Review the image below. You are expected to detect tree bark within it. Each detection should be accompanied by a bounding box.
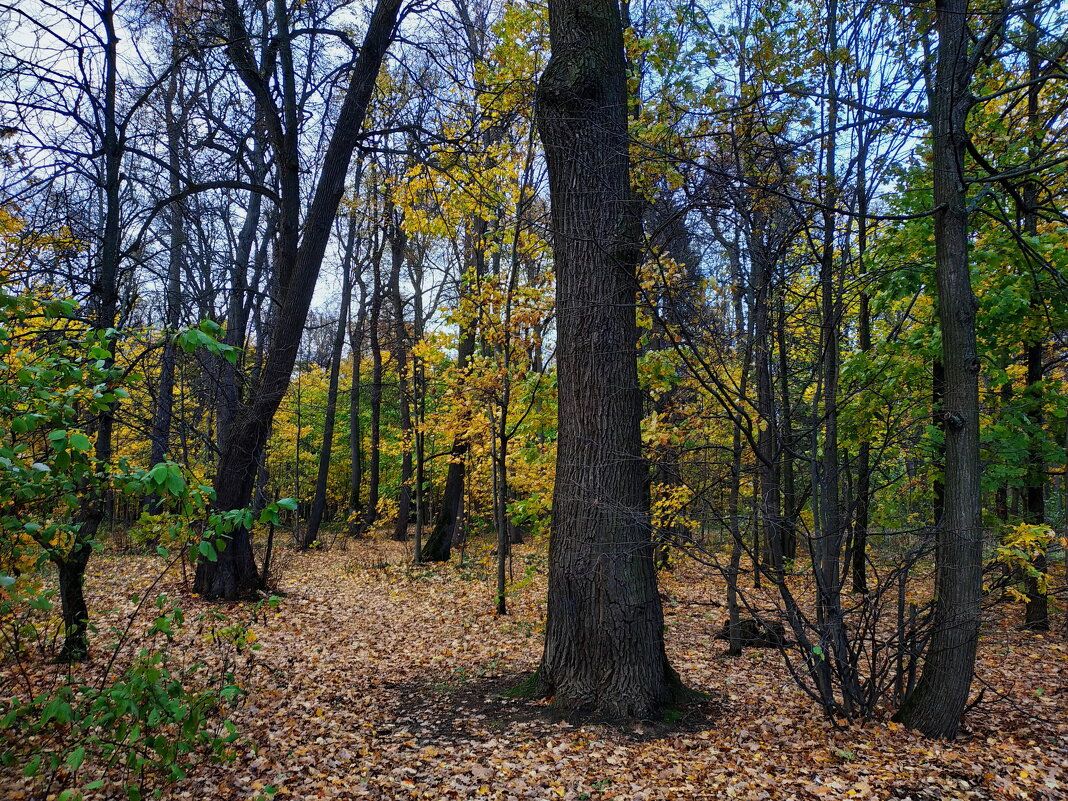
[895,0,982,737]
[304,218,356,548]
[195,0,403,598]
[1021,14,1047,631]
[389,206,413,542]
[348,269,368,522]
[61,0,121,660]
[148,62,186,514]
[531,0,680,719]
[359,252,384,537]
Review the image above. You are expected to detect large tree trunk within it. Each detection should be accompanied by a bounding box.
[57,541,92,662]
[195,0,403,599]
[895,0,981,737]
[531,0,679,720]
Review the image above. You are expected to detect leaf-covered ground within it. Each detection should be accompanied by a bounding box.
[6,539,1067,800]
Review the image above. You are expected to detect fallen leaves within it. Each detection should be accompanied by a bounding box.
[3,540,1065,801]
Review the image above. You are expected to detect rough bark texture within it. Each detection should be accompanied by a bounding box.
[195,0,402,599]
[895,0,982,737]
[532,0,678,720]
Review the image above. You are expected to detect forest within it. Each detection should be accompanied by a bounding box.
[0,0,1066,798]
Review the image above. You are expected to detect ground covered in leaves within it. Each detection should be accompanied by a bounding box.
[4,538,1067,800]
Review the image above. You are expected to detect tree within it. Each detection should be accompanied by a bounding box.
[894,0,983,738]
[530,0,682,719]
[194,0,404,599]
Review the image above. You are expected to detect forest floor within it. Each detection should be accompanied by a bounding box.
[3,536,1067,801]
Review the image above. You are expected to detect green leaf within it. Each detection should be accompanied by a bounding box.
[68,432,92,452]
[166,471,185,496]
[150,463,170,487]
[67,746,86,771]
[198,541,217,562]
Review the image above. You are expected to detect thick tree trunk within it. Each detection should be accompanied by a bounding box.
[196,0,402,598]
[531,0,679,720]
[895,0,982,737]
[57,541,92,662]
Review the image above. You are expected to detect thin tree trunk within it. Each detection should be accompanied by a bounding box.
[420,219,483,562]
[753,239,781,577]
[852,100,873,594]
[348,271,368,523]
[389,206,413,542]
[360,256,384,537]
[304,218,356,548]
[1021,13,1047,631]
[777,289,796,562]
[61,0,121,660]
[148,65,185,513]
[815,0,861,714]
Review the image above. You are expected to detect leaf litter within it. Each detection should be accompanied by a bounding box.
[2,538,1065,801]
